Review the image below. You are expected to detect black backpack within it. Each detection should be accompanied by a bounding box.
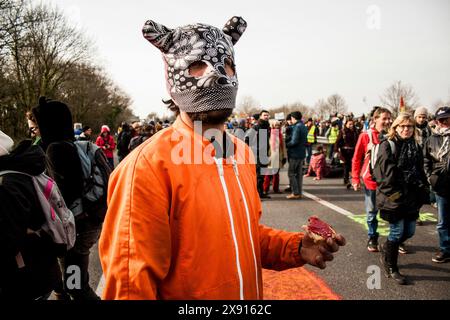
[70,141,112,223]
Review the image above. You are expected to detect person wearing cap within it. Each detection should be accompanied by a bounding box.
[78,126,92,142]
[413,107,433,226]
[424,106,450,263]
[98,17,346,300]
[96,125,116,169]
[414,107,432,149]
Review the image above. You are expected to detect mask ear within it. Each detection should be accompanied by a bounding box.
[223,16,247,45]
[142,20,174,53]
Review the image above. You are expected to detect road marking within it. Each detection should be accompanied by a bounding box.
[96,274,105,297]
[302,191,355,217]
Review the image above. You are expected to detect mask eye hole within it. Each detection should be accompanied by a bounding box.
[188,60,208,77]
[224,58,235,77]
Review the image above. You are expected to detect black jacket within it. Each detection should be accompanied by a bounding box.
[245,120,271,166]
[0,140,61,299]
[373,138,428,223]
[423,131,450,198]
[32,98,83,206]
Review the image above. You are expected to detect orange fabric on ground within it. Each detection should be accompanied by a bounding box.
[262,268,341,300]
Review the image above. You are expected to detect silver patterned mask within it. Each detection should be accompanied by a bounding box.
[142,17,247,113]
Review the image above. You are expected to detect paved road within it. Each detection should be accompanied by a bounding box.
[86,169,450,300]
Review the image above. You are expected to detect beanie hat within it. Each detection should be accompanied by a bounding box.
[142,17,247,113]
[414,106,428,118]
[0,130,14,156]
[101,125,110,133]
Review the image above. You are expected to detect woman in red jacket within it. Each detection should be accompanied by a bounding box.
[96,125,116,169]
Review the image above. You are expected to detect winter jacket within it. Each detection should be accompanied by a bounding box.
[32,98,84,207]
[373,137,428,223]
[245,120,271,167]
[96,134,116,159]
[99,117,305,300]
[416,122,432,149]
[117,130,133,158]
[423,131,450,198]
[307,153,328,178]
[268,129,287,171]
[336,127,359,157]
[351,128,381,190]
[286,122,307,160]
[0,141,61,299]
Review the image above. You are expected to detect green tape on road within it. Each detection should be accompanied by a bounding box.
[348,212,437,236]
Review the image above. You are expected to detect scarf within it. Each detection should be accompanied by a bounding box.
[437,127,450,162]
[396,135,421,186]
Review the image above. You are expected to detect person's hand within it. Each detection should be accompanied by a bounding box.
[282,158,287,166]
[352,183,360,191]
[300,232,346,269]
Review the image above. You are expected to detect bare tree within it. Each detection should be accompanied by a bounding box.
[431,99,450,113]
[0,1,135,140]
[237,95,259,115]
[327,94,348,115]
[380,80,420,116]
[312,99,332,120]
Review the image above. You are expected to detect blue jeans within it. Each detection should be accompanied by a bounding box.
[388,219,416,243]
[364,188,379,238]
[435,194,450,254]
[306,145,313,164]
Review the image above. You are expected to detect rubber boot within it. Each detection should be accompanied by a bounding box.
[380,240,407,285]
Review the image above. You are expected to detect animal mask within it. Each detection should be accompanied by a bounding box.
[143,17,247,113]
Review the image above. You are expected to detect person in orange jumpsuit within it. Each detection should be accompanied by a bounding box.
[99,17,346,300]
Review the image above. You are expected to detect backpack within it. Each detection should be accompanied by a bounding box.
[71,140,112,223]
[369,135,396,172]
[0,170,76,253]
[361,129,393,180]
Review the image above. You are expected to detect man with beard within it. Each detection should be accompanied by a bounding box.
[245,110,271,199]
[98,17,346,300]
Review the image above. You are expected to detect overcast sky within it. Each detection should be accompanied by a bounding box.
[36,0,450,119]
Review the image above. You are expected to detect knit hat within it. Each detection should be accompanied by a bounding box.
[0,130,14,156]
[414,106,428,118]
[142,17,247,113]
[101,125,110,133]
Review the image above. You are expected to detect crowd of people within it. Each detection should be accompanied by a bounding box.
[0,15,448,300]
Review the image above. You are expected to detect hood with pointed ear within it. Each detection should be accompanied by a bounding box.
[142,17,247,113]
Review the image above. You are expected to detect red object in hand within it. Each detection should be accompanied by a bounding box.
[302,216,337,242]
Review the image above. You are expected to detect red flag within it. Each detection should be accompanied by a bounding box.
[400,96,405,112]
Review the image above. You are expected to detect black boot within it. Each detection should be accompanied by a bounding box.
[64,251,100,300]
[380,240,407,285]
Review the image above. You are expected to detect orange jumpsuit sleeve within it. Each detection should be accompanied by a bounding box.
[99,152,171,300]
[256,198,306,271]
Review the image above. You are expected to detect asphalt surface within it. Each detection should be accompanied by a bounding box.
[85,169,450,300]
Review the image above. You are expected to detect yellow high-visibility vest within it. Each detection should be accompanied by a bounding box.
[307,126,316,143]
[328,127,339,144]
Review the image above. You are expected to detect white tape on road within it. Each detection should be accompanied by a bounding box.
[303,191,355,217]
[96,274,105,297]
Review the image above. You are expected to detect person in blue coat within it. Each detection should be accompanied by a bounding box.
[286,111,308,199]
